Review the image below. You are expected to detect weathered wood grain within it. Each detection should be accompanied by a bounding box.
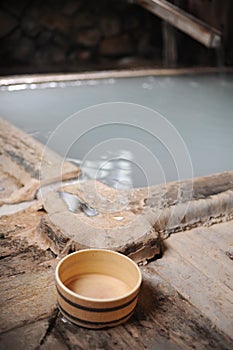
[0,267,57,333]
[41,181,160,263]
[146,221,233,340]
[0,202,233,349]
[0,319,49,350]
[1,255,232,349]
[2,67,233,87]
[0,201,52,259]
[0,117,80,205]
[0,205,57,333]
[1,117,233,350]
[41,171,233,263]
[39,326,69,350]
[50,270,233,350]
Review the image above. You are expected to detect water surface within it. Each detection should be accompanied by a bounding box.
[0,73,232,187]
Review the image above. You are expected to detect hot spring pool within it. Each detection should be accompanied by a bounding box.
[0,72,232,188]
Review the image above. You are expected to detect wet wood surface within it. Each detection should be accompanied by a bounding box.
[0,117,79,205]
[2,67,233,87]
[0,119,233,349]
[42,170,233,263]
[0,203,233,349]
[145,222,233,340]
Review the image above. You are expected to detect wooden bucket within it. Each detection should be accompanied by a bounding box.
[55,249,142,329]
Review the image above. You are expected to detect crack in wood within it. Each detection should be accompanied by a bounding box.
[225,251,233,261]
[1,118,233,349]
[39,309,60,347]
[5,149,40,179]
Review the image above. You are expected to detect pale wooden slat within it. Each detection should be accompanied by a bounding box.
[136,0,221,47]
[209,222,233,250]
[146,222,233,339]
[0,117,80,205]
[2,67,233,87]
[167,227,233,290]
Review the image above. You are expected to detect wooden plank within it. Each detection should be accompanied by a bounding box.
[162,21,178,67]
[0,269,57,333]
[169,226,233,290]
[41,181,161,263]
[0,319,49,350]
[0,241,232,349]
[0,201,48,259]
[146,221,233,339]
[40,327,69,350]
[0,201,232,348]
[0,311,67,350]
[0,117,79,205]
[0,205,57,333]
[1,67,233,87]
[41,172,233,263]
[136,0,221,47]
[53,270,233,350]
[208,222,233,251]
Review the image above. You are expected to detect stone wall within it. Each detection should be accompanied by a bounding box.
[0,0,163,75]
[0,0,232,75]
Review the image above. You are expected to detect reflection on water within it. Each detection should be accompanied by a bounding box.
[0,78,116,92]
[67,150,137,212]
[69,150,135,190]
[66,146,152,214]
[1,73,233,187]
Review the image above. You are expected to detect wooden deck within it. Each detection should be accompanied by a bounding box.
[0,212,232,349]
[0,118,233,349]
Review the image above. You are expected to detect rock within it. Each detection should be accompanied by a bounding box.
[99,34,134,56]
[68,48,92,61]
[36,30,52,46]
[21,15,42,37]
[34,44,66,64]
[34,49,49,65]
[75,28,101,48]
[10,37,35,61]
[0,29,21,62]
[0,0,30,17]
[62,0,81,16]
[100,15,121,37]
[116,56,148,68]
[41,14,71,34]
[73,13,96,29]
[123,12,141,31]
[22,1,41,21]
[50,45,66,64]
[0,10,18,38]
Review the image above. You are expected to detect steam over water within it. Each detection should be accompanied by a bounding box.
[1,73,233,187]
